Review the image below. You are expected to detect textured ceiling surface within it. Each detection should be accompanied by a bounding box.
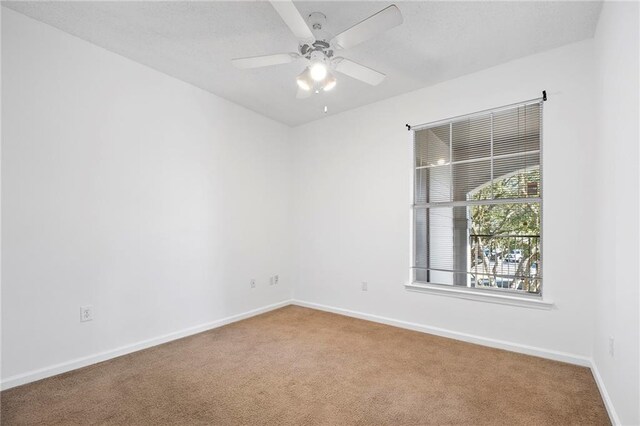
[4,1,602,126]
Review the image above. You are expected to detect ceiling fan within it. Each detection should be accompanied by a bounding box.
[232,1,403,99]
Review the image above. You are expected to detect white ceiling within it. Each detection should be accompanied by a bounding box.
[4,1,602,126]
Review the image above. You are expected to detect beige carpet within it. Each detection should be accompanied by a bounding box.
[1,306,609,425]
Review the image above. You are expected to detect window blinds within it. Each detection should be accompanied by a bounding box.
[412,100,543,294]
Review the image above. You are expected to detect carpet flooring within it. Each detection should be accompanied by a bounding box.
[1,306,609,425]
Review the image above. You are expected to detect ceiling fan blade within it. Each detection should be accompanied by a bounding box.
[269,0,314,40]
[296,88,312,99]
[232,53,298,69]
[334,58,386,86]
[331,5,403,50]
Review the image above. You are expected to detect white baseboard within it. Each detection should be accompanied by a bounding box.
[0,299,292,391]
[590,360,621,425]
[292,299,592,367]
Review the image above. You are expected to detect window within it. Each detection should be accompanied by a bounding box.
[412,100,542,297]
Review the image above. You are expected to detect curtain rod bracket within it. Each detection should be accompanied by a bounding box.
[406,124,411,131]
[542,90,547,101]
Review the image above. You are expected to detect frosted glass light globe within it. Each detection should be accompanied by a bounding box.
[323,73,337,91]
[296,68,313,91]
[310,62,328,81]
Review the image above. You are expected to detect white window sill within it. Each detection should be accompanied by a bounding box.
[405,283,554,310]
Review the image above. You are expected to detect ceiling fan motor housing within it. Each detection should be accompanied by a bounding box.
[299,12,334,61]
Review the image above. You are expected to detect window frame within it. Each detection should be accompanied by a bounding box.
[407,98,551,308]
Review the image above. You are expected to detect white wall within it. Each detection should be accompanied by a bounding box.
[292,40,598,360]
[593,2,640,425]
[1,8,293,383]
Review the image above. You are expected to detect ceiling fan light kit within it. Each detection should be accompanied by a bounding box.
[297,67,336,92]
[232,1,403,99]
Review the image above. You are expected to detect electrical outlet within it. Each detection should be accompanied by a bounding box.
[80,305,93,322]
[250,279,256,289]
[362,282,368,291]
[274,275,279,285]
[609,336,615,357]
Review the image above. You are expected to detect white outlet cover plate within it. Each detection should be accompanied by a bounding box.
[80,305,93,322]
